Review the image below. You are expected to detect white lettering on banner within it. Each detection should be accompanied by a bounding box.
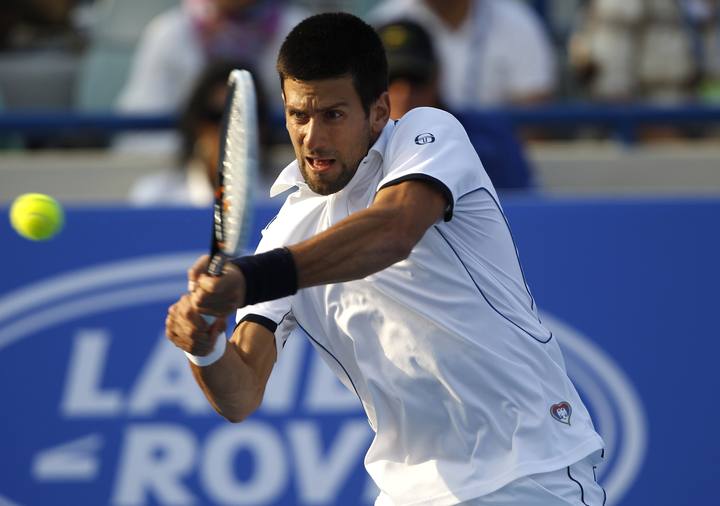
[61,328,365,419]
[108,421,371,505]
[33,434,103,481]
[61,330,211,417]
[128,333,211,416]
[288,421,372,503]
[112,424,197,505]
[61,329,123,417]
[201,423,287,505]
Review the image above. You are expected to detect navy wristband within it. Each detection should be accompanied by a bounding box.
[231,248,298,305]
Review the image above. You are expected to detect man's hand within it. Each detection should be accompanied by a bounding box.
[165,254,247,357]
[165,294,227,356]
[187,255,247,316]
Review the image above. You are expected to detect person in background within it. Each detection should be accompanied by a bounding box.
[377,19,535,190]
[128,60,270,206]
[568,0,697,103]
[681,0,720,103]
[369,0,557,109]
[115,0,307,154]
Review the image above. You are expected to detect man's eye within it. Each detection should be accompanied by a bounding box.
[325,110,343,120]
[290,111,308,121]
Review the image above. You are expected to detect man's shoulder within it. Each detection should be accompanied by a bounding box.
[396,107,461,126]
[388,108,466,147]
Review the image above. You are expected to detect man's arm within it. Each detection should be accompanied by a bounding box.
[191,178,448,312]
[291,178,447,287]
[166,297,277,422]
[166,179,446,419]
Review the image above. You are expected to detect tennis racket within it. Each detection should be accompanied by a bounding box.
[202,69,259,323]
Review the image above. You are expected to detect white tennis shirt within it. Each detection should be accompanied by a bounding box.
[237,107,604,505]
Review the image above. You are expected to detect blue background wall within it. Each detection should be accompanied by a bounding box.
[1,197,718,505]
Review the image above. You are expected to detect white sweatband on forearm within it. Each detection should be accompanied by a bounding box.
[184,333,227,367]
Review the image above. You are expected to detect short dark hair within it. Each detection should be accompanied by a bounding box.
[276,12,388,114]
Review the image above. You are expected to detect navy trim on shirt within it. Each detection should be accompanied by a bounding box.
[378,173,454,221]
[237,313,278,333]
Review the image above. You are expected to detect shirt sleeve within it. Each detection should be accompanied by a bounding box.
[234,212,297,356]
[377,107,491,221]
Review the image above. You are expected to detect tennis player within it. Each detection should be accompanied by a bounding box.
[166,12,606,505]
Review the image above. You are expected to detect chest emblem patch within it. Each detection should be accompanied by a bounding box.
[550,401,572,425]
[415,132,435,145]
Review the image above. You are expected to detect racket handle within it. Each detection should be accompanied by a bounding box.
[200,252,228,325]
[207,252,228,276]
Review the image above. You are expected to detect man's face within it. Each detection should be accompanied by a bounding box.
[283,76,389,195]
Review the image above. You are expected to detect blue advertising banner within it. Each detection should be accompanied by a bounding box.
[1,197,718,506]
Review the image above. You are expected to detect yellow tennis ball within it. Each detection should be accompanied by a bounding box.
[10,193,64,241]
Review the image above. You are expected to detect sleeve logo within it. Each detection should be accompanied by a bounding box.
[550,401,572,425]
[414,133,435,145]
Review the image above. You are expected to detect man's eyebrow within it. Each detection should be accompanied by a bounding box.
[286,101,350,113]
[319,101,350,111]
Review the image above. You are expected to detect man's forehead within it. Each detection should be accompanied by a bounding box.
[283,76,359,108]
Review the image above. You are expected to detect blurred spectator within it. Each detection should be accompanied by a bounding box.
[0,0,86,52]
[377,20,534,190]
[128,60,271,206]
[0,0,88,148]
[681,0,720,103]
[116,0,307,154]
[568,0,698,103]
[378,20,441,119]
[369,0,557,109]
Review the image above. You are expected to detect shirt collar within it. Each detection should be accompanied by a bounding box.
[269,120,395,198]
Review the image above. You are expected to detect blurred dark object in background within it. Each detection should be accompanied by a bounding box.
[0,0,86,52]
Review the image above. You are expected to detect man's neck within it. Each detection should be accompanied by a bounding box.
[424,0,472,30]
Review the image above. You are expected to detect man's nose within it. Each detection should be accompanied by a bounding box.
[303,118,328,152]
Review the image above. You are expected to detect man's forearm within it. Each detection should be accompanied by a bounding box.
[289,204,414,288]
[289,181,446,288]
[189,343,263,422]
[189,325,276,422]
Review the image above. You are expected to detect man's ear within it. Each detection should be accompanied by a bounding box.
[371,92,391,135]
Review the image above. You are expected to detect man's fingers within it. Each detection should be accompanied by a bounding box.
[196,265,245,308]
[190,287,226,316]
[188,255,211,292]
[191,271,242,315]
[165,295,217,355]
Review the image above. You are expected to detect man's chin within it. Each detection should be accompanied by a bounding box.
[307,177,341,196]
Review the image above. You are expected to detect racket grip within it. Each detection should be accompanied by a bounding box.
[207,252,228,276]
[200,252,227,325]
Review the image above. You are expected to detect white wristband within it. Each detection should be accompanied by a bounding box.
[184,333,227,367]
